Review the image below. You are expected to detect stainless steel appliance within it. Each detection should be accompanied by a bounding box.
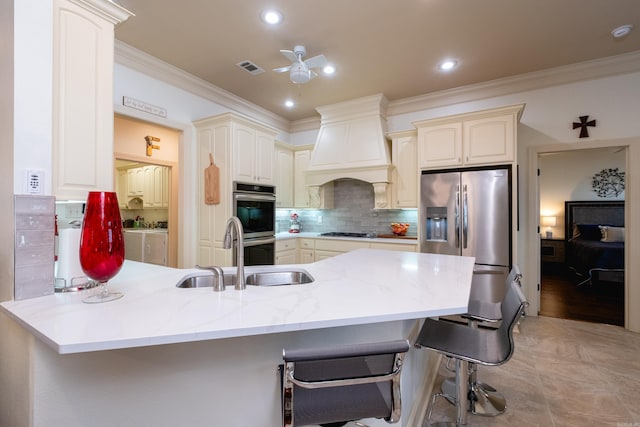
[232,182,276,265]
[420,166,512,299]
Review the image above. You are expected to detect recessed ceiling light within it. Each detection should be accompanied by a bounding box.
[284,100,295,108]
[323,65,335,75]
[439,59,458,71]
[611,24,632,38]
[261,9,282,25]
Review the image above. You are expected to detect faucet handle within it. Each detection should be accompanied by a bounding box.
[196,265,226,292]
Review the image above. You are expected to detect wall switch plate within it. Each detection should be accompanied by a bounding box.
[317,215,323,224]
[26,170,45,194]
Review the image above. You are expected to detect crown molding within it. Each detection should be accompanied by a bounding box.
[114,41,290,132]
[387,50,640,117]
[116,41,640,134]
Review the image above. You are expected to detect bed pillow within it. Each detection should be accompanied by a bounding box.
[599,225,625,242]
[572,224,604,241]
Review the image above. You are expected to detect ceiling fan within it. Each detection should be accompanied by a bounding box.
[273,45,327,84]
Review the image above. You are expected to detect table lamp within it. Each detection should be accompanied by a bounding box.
[542,216,557,239]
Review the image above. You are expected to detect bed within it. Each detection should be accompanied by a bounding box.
[564,201,625,286]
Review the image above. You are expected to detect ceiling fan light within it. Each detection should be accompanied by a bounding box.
[323,65,335,75]
[290,68,311,84]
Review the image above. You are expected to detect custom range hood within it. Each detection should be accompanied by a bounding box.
[306,94,393,208]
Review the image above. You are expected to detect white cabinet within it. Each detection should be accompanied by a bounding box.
[52,0,132,200]
[116,169,128,208]
[143,165,165,208]
[194,113,279,267]
[232,122,276,184]
[275,145,294,208]
[389,130,418,208]
[294,150,311,208]
[299,239,315,264]
[414,104,524,169]
[127,168,144,197]
[144,232,167,266]
[275,239,297,265]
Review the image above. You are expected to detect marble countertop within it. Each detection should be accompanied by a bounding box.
[276,232,418,245]
[0,249,474,354]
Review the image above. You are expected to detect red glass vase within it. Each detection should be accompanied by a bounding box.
[79,191,125,303]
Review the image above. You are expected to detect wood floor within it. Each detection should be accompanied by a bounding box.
[539,263,624,326]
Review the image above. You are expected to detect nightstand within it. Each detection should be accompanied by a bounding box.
[541,238,565,275]
[541,238,565,263]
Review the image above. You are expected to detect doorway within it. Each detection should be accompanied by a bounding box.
[114,114,180,267]
[537,146,626,326]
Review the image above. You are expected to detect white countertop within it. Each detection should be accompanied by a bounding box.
[276,231,418,245]
[0,249,474,354]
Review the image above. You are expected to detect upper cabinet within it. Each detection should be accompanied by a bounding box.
[414,104,524,170]
[232,121,277,185]
[275,144,294,208]
[294,149,311,208]
[52,0,133,200]
[388,130,418,208]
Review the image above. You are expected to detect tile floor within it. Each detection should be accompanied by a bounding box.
[425,315,640,427]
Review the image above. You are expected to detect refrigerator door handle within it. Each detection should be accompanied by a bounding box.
[455,185,460,249]
[463,184,469,249]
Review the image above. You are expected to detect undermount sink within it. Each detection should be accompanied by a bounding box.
[176,268,314,288]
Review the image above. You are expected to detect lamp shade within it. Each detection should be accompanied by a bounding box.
[541,216,557,227]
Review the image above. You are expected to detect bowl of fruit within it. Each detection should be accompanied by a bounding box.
[390,223,410,236]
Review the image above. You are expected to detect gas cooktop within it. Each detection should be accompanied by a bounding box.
[319,232,370,238]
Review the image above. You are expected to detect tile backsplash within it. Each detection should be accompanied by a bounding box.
[277,179,418,236]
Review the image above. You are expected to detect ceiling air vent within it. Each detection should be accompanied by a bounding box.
[236,60,265,75]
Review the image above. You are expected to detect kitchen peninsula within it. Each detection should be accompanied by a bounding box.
[0,249,474,426]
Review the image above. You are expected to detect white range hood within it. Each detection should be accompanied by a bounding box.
[306,94,393,208]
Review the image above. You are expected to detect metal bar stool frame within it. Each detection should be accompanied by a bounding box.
[415,278,528,427]
[281,339,410,427]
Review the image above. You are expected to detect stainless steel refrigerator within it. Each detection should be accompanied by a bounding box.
[420,166,512,304]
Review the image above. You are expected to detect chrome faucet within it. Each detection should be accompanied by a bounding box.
[223,216,245,290]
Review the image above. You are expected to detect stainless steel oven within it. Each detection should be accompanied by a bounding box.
[232,182,276,265]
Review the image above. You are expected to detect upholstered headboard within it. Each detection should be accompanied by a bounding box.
[564,201,625,240]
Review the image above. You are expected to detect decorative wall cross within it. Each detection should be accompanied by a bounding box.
[572,115,596,138]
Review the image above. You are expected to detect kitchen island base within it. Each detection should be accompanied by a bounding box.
[1,315,439,427]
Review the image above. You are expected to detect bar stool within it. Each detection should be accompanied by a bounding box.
[441,265,522,416]
[415,278,528,427]
[281,339,410,427]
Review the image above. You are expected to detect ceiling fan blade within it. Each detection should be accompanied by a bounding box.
[273,65,292,73]
[304,54,327,69]
[279,49,298,63]
[308,69,319,80]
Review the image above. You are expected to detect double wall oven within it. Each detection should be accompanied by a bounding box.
[232,182,276,266]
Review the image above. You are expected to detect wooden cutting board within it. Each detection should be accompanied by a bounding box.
[204,153,220,205]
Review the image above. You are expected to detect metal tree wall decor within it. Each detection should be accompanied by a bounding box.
[572,115,596,138]
[592,168,625,198]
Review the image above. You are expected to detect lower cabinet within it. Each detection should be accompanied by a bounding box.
[275,239,297,265]
[276,237,417,264]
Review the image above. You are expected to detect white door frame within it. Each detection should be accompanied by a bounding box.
[526,138,639,332]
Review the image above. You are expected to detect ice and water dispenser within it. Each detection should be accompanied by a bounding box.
[425,207,448,241]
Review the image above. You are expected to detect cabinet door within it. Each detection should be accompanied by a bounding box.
[255,130,275,184]
[417,122,463,169]
[52,0,130,200]
[392,135,417,208]
[162,166,169,208]
[143,166,154,207]
[299,249,315,264]
[294,150,311,208]
[463,114,515,165]
[116,169,128,208]
[232,123,257,183]
[144,233,167,266]
[275,147,294,207]
[127,168,144,197]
